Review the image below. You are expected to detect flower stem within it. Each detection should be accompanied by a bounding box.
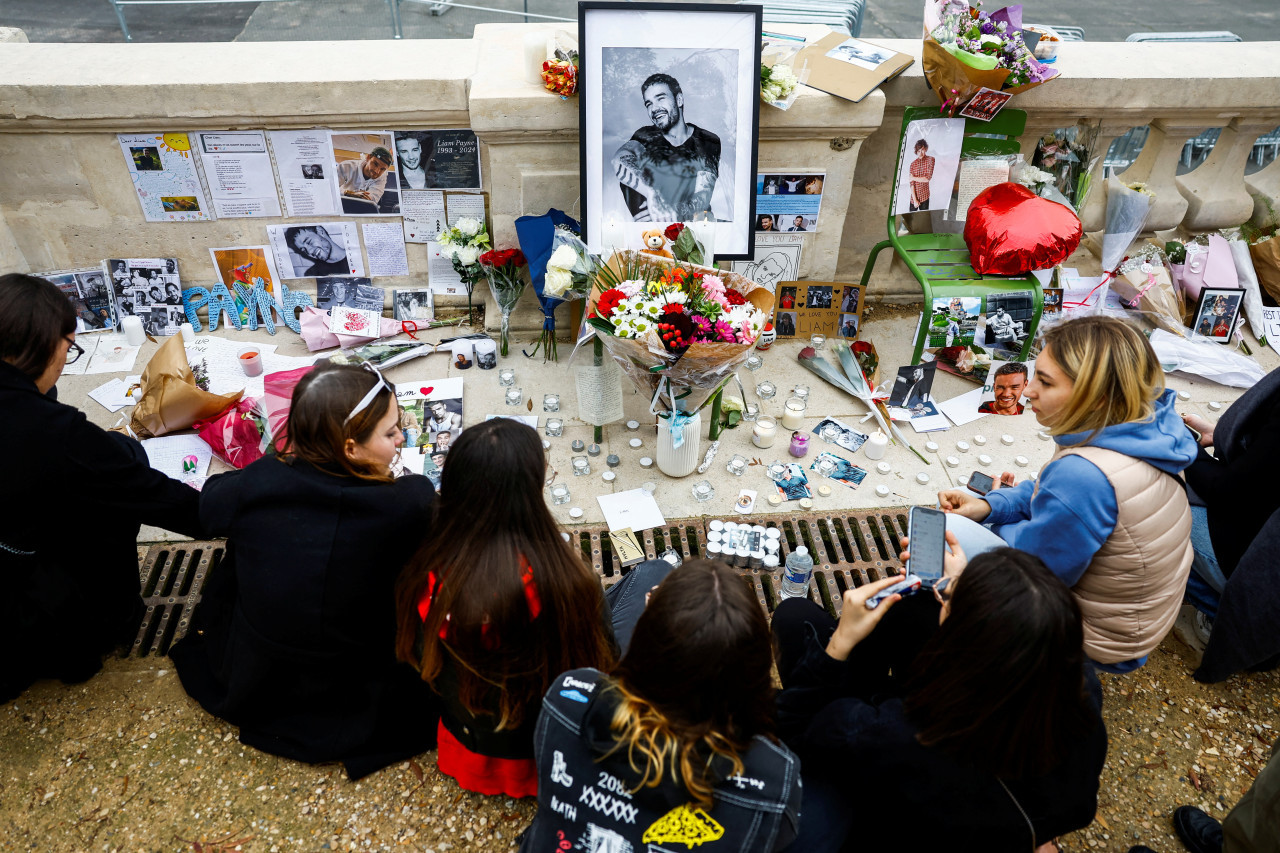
[593,337,604,444]
[707,389,724,441]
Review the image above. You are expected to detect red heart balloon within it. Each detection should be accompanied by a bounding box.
[419,386,433,395]
[964,183,1082,276]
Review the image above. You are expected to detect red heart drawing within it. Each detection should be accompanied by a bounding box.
[419,386,434,396]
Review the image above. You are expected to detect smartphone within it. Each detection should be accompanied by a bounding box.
[967,470,995,496]
[865,574,922,610]
[1185,422,1202,443]
[907,506,947,583]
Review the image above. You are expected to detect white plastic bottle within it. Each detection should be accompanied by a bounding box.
[780,546,814,599]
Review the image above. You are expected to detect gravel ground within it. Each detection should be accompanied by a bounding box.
[2,625,1276,852]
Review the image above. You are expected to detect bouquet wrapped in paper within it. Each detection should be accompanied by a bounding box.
[298,306,405,351]
[923,0,1059,113]
[131,334,243,439]
[1114,246,1185,337]
[194,396,269,469]
[586,251,773,414]
[480,247,528,357]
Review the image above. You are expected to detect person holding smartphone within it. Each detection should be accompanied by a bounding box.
[772,546,1106,852]
[928,316,1197,674]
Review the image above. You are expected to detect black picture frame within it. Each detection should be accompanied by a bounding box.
[1192,286,1245,343]
[578,1,762,261]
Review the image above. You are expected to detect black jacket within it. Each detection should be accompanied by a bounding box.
[776,596,1107,852]
[0,361,202,703]
[1188,366,1280,681]
[520,668,801,853]
[170,456,439,778]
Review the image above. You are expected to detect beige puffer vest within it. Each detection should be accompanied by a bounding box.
[1040,445,1192,665]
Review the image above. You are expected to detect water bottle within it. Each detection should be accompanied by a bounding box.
[780,546,814,599]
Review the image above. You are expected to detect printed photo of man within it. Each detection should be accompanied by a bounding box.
[285,225,350,277]
[786,215,808,232]
[978,362,1029,415]
[337,147,393,205]
[611,73,720,223]
[396,134,428,190]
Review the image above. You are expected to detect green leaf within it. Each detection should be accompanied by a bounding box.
[587,317,616,334]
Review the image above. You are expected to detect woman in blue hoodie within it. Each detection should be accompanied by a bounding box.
[936,316,1198,672]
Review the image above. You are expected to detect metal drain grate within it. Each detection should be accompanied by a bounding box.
[129,541,224,657]
[130,509,910,656]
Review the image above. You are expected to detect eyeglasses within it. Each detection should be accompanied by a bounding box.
[933,576,954,606]
[345,362,395,425]
[65,338,85,365]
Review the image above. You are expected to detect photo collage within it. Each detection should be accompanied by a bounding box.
[395,378,464,490]
[924,290,1037,385]
[104,257,187,337]
[774,281,866,341]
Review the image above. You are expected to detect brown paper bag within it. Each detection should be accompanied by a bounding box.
[130,334,242,439]
[1248,235,1280,305]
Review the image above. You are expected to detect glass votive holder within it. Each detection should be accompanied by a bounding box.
[755,380,777,399]
[550,484,571,505]
[815,456,837,478]
[766,460,788,481]
[545,417,564,437]
[810,334,827,351]
[743,402,760,422]
[505,387,523,407]
[498,368,516,387]
[820,423,840,444]
[542,393,560,413]
[792,384,810,402]
[692,480,715,502]
[572,456,591,476]
[745,354,764,371]
[726,454,748,476]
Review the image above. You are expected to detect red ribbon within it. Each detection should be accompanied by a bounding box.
[401,320,421,340]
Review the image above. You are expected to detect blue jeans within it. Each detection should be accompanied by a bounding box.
[1186,506,1224,620]
[943,513,1008,560]
[604,559,675,656]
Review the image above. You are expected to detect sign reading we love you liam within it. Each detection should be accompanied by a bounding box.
[182,280,313,335]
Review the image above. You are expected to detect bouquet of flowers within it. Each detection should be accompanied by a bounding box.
[760,35,807,111]
[542,48,579,98]
[438,216,491,324]
[515,208,596,362]
[480,247,528,357]
[922,0,1058,113]
[586,251,773,421]
[1031,124,1099,210]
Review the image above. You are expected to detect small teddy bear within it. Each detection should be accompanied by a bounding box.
[640,228,673,259]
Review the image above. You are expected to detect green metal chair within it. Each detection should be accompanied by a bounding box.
[858,105,1043,364]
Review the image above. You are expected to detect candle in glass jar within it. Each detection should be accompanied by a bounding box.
[752,416,777,448]
[781,396,806,430]
[789,431,809,458]
[864,430,888,460]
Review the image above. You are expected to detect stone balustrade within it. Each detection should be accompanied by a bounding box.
[1,26,1278,319]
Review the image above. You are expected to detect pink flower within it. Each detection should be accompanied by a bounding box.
[701,275,727,306]
[713,319,735,342]
[617,279,643,298]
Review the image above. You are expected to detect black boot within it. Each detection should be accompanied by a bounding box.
[1173,805,1224,853]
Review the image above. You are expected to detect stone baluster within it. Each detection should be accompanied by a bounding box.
[1076,121,1141,234]
[1178,118,1280,231]
[1245,132,1280,228]
[1108,118,1203,232]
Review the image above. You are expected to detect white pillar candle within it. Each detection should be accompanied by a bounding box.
[864,430,888,460]
[121,315,145,346]
[179,322,195,343]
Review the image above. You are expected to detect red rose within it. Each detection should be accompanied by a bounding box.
[664,223,685,242]
[725,290,747,306]
[596,288,626,319]
[510,249,528,267]
[479,250,497,266]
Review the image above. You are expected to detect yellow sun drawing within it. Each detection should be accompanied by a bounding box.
[159,133,192,158]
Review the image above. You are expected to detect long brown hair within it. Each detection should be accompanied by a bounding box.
[395,418,614,729]
[902,548,1098,779]
[0,273,76,381]
[279,363,396,482]
[608,560,776,807]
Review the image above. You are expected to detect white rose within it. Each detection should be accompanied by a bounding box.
[455,217,482,238]
[455,245,480,266]
[548,245,578,270]
[544,268,573,297]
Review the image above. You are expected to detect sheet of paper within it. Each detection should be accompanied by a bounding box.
[117,132,213,222]
[427,241,468,296]
[268,129,339,217]
[85,335,141,374]
[755,172,825,233]
[938,387,989,427]
[329,306,381,335]
[1262,306,1280,357]
[266,222,364,279]
[88,375,143,412]
[185,335,281,398]
[402,190,446,243]
[446,192,486,225]
[194,131,281,218]
[731,235,803,293]
[909,413,952,433]
[597,488,666,533]
[953,159,1012,222]
[62,334,98,376]
[141,433,212,487]
[362,221,410,277]
[575,361,625,426]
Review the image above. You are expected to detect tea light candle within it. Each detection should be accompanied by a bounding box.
[642,481,657,492]
[238,347,263,377]
[1177,390,1191,401]
[543,394,560,412]
[1038,430,1052,441]
[973,435,987,446]
[956,441,970,453]
[767,495,783,507]
[817,485,832,497]
[820,424,840,444]
[505,388,523,406]
[766,461,788,481]
[602,471,617,483]
[925,441,940,453]
[945,456,959,468]
[752,416,778,448]
[1000,434,1014,446]
[875,485,890,497]
[709,520,724,533]
[626,420,640,430]
[798,498,814,510]
[875,461,892,475]
[542,440,551,451]
[568,507,583,519]
[571,439,585,452]
[815,457,836,478]
[572,456,590,476]
[745,355,763,371]
[628,438,643,449]
[498,368,516,387]
[792,385,810,402]
[810,334,827,351]
[1209,401,1223,412]
[781,397,806,430]
[550,484,570,505]
[1028,471,1039,481]
[692,481,715,502]
[726,455,748,476]
[545,418,563,437]
[755,380,777,399]
[743,403,760,422]
[978,454,993,466]
[587,443,601,457]
[1015,455,1029,467]
[864,431,888,461]
[915,472,930,484]
[639,456,654,469]
[606,454,621,468]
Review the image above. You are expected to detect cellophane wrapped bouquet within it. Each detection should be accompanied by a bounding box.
[586,251,773,414]
[438,217,491,324]
[923,0,1059,113]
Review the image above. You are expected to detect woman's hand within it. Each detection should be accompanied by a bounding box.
[898,531,968,583]
[824,576,906,662]
[996,472,1017,489]
[937,489,992,521]
[1182,412,1215,448]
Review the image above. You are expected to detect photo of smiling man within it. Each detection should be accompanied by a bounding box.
[267,222,365,279]
[977,361,1032,416]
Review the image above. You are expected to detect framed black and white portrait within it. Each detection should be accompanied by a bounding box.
[579,2,762,260]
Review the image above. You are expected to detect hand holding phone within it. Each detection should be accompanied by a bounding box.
[967,470,995,496]
[906,506,947,581]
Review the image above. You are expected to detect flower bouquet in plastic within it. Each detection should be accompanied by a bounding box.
[480,248,528,357]
[515,208,596,362]
[923,0,1059,114]
[437,216,491,324]
[586,251,773,446]
[1114,245,1186,338]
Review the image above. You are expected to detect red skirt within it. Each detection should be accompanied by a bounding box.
[435,720,538,798]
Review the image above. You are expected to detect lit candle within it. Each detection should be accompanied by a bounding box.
[864,430,888,460]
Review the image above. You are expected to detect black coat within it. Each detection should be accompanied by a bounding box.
[775,595,1108,852]
[0,361,202,704]
[170,456,439,779]
[1188,366,1280,681]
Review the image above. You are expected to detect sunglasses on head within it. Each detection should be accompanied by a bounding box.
[345,362,395,425]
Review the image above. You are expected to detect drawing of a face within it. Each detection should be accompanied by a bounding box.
[753,256,785,287]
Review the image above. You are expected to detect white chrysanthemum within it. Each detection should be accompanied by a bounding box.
[455,217,482,238]
[544,268,573,297]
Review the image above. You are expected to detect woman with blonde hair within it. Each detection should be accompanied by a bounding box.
[519,560,801,852]
[936,315,1198,672]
